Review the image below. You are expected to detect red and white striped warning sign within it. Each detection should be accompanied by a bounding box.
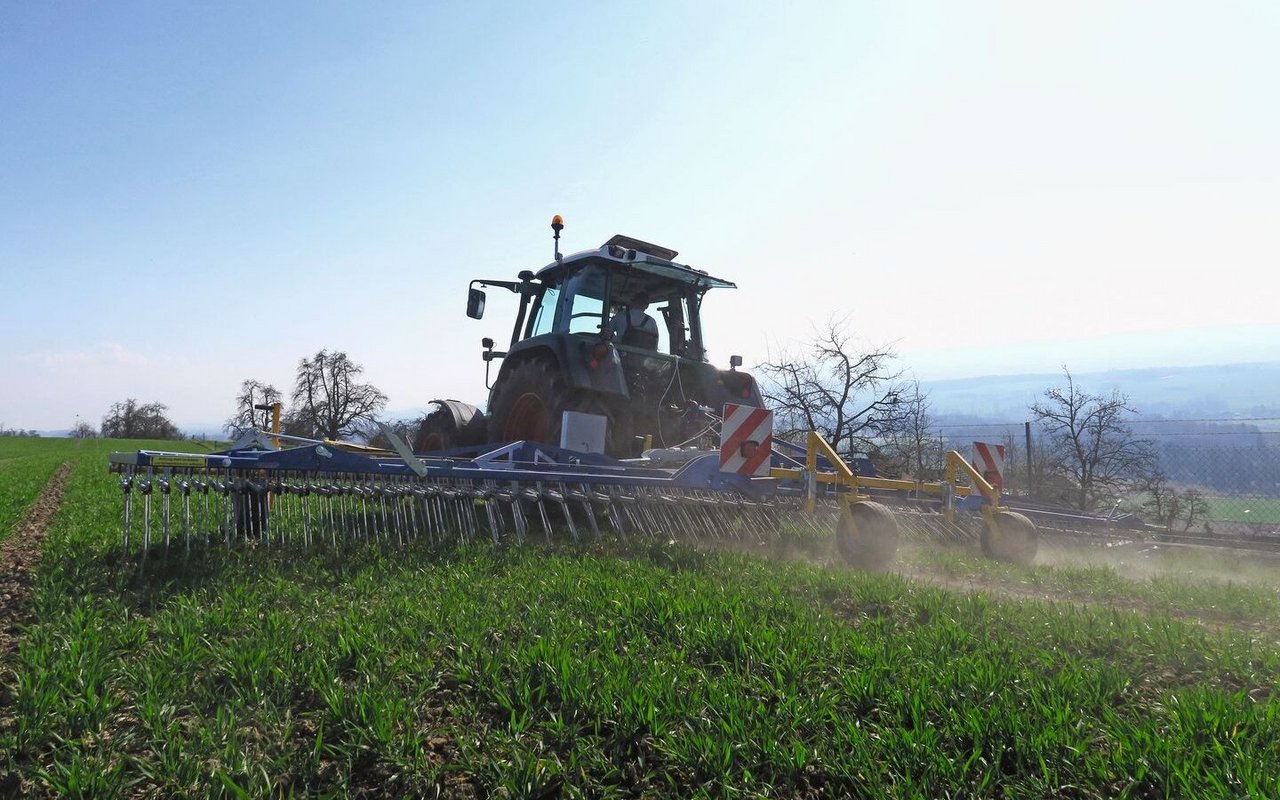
[971,441,1006,493]
[719,403,773,476]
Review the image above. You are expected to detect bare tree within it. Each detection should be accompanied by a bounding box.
[882,385,946,480]
[1140,474,1211,533]
[1030,367,1156,511]
[101,399,182,440]
[70,420,97,439]
[758,318,908,457]
[224,379,283,437]
[287,350,388,440]
[364,417,418,451]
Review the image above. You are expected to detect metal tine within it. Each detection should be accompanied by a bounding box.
[220,478,233,550]
[157,477,172,556]
[446,484,465,545]
[302,482,314,548]
[179,478,192,556]
[393,481,408,547]
[410,481,427,543]
[464,482,481,542]
[545,485,578,542]
[693,494,729,539]
[670,492,708,539]
[278,480,295,547]
[383,480,398,543]
[419,485,441,546]
[410,486,428,545]
[436,484,456,546]
[494,485,524,542]
[669,493,710,540]
[523,486,553,543]
[258,479,270,550]
[630,488,664,536]
[611,488,645,532]
[324,483,338,547]
[467,481,485,541]
[399,482,415,544]
[139,478,153,557]
[430,484,449,546]
[635,490,665,536]
[597,490,625,536]
[271,478,287,548]
[440,486,461,543]
[471,484,497,544]
[568,484,601,538]
[391,480,407,544]
[120,473,134,554]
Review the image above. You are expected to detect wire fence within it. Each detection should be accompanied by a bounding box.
[932,418,1280,546]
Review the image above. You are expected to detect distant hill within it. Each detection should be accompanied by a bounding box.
[920,361,1280,423]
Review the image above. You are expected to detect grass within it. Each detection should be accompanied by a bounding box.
[0,438,72,543]
[2,438,1280,797]
[903,542,1280,624]
[1202,495,1280,525]
[1121,490,1280,527]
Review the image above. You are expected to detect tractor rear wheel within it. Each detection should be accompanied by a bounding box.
[488,359,625,454]
[835,501,899,570]
[485,360,578,447]
[980,510,1038,564]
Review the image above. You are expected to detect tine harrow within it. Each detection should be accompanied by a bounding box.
[108,430,1039,568]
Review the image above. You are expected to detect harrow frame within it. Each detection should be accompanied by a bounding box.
[108,428,1036,566]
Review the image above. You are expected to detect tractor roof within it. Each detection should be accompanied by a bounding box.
[536,234,737,290]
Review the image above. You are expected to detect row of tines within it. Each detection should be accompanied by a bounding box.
[116,468,837,557]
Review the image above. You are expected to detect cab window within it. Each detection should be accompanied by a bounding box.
[559,266,609,335]
[528,286,559,337]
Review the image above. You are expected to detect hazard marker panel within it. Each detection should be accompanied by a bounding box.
[971,441,1006,493]
[720,404,773,476]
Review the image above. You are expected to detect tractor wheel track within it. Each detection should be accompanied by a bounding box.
[0,461,73,696]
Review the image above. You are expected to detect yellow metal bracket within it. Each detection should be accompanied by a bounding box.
[768,432,1007,523]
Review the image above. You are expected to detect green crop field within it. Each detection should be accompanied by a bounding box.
[2,438,1280,798]
[1203,495,1280,525]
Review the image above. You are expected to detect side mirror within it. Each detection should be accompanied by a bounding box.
[466,287,486,319]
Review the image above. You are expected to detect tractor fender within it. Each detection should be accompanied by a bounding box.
[416,398,488,450]
[714,367,765,410]
[429,399,486,441]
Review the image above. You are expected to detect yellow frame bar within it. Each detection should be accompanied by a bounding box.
[767,432,1005,521]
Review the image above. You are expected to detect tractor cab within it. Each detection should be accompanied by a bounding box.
[459,221,763,457]
[525,234,734,361]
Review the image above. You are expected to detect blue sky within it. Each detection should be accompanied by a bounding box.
[2,1,1277,431]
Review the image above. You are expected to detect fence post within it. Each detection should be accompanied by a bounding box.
[1024,420,1034,499]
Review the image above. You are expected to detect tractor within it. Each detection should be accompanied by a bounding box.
[415,216,765,458]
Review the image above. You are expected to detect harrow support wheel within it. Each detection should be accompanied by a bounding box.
[981,510,1038,565]
[835,501,899,571]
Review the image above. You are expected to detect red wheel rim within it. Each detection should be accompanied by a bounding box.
[505,393,549,442]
